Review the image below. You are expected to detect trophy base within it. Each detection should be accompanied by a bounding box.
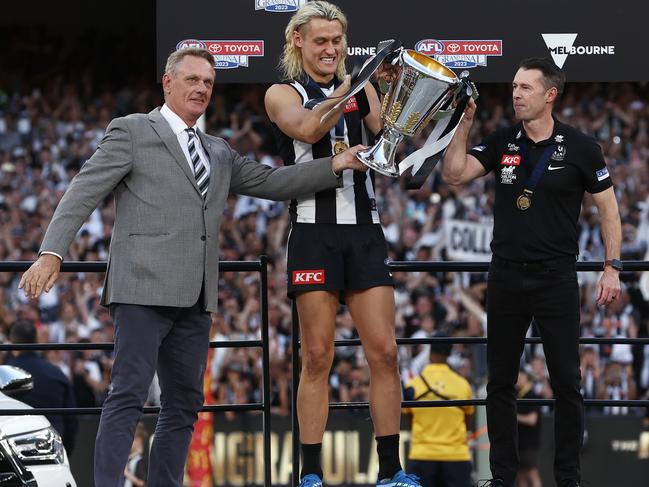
[356,130,402,177]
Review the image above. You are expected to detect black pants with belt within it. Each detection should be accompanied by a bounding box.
[486,256,583,487]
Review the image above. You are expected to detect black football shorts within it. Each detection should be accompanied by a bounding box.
[286,223,393,298]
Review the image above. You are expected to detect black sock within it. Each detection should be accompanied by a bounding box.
[376,434,402,480]
[300,442,323,480]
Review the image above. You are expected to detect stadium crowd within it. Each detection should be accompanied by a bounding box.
[1,47,648,431]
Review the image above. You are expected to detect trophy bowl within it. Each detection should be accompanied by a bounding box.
[357,49,459,177]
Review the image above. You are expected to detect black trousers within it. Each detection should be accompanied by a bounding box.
[95,302,211,487]
[486,257,583,487]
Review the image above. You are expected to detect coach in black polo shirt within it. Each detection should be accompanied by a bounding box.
[442,57,622,487]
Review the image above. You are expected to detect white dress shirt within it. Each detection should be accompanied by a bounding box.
[160,104,211,178]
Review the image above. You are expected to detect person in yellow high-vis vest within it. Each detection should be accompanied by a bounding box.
[404,334,475,487]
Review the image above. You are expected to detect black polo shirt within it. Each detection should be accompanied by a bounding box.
[469,119,613,262]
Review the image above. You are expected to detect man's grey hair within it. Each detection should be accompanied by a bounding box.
[165,48,215,76]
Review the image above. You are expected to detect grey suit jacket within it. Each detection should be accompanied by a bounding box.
[40,108,342,312]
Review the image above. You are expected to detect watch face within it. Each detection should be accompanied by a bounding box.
[607,259,623,271]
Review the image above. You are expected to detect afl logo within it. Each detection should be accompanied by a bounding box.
[415,39,444,56]
[176,39,206,50]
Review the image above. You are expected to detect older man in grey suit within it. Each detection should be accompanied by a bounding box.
[20,47,367,487]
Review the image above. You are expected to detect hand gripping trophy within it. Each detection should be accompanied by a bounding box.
[317,41,477,189]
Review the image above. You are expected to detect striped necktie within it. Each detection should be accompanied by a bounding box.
[186,128,210,197]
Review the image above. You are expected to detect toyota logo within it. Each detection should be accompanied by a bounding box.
[447,43,461,53]
[209,44,222,54]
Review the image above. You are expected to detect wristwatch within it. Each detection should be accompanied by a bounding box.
[604,259,623,271]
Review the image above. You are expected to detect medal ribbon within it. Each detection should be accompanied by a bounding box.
[398,75,477,189]
[304,75,346,144]
[519,142,557,195]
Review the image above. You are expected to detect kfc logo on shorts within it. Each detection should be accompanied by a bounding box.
[293,270,325,284]
[343,96,358,113]
[501,154,521,166]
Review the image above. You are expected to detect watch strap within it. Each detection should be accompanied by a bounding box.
[604,259,623,271]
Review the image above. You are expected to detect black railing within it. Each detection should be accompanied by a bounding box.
[0,258,272,487]
[2,258,649,487]
[290,259,649,485]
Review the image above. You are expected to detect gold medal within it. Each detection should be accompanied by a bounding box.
[517,192,532,210]
[333,140,349,154]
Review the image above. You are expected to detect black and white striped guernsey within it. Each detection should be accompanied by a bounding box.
[271,78,380,225]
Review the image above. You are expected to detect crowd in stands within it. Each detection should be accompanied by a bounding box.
[1,47,648,430]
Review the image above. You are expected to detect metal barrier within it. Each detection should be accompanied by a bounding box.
[1,258,649,486]
[0,258,273,487]
[290,259,649,485]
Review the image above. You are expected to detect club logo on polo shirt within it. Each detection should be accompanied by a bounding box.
[507,143,520,152]
[292,270,325,284]
[552,145,566,161]
[500,165,517,184]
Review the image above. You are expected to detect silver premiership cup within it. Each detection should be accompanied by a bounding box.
[357,49,460,177]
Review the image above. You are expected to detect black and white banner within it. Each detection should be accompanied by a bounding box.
[444,219,493,261]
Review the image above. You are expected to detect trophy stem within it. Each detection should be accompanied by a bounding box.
[355,128,403,177]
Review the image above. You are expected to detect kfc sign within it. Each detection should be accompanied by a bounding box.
[292,270,325,285]
[501,154,521,166]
